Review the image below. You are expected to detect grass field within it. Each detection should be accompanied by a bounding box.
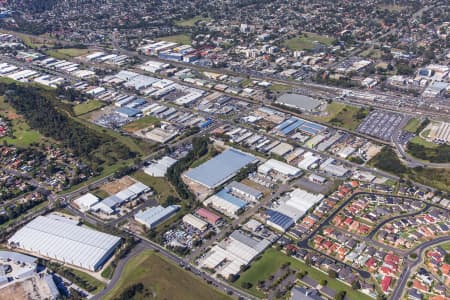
[440,242,450,252]
[131,170,179,201]
[409,136,437,148]
[92,188,110,199]
[312,102,347,123]
[175,16,212,27]
[73,100,105,116]
[403,118,421,133]
[235,248,372,300]
[46,48,93,60]
[319,103,368,130]
[268,84,291,92]
[122,116,160,132]
[0,96,45,147]
[283,32,333,51]
[156,34,192,45]
[101,264,114,279]
[104,250,231,300]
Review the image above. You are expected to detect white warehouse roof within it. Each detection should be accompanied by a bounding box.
[8,215,121,271]
[258,158,301,177]
[74,193,99,212]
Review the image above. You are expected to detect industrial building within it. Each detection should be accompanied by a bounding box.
[274,117,327,136]
[276,94,322,112]
[203,189,248,218]
[185,148,257,189]
[319,158,349,177]
[200,230,271,279]
[195,208,221,225]
[73,193,100,212]
[92,181,150,214]
[227,181,263,202]
[182,214,208,231]
[143,156,177,177]
[258,158,302,181]
[265,209,295,232]
[8,215,121,271]
[272,189,324,222]
[134,205,180,229]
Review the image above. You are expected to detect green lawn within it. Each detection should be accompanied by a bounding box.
[235,248,372,300]
[440,242,450,252]
[101,264,114,279]
[46,48,93,60]
[92,188,110,199]
[156,34,192,45]
[0,96,44,147]
[408,168,450,193]
[122,116,160,132]
[409,136,437,148]
[175,16,212,27]
[283,33,334,51]
[403,118,421,133]
[268,84,291,92]
[311,101,347,123]
[327,104,369,130]
[131,170,179,201]
[103,250,231,300]
[73,100,105,116]
[360,48,383,59]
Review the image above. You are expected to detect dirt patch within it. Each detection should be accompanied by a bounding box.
[100,176,136,195]
[6,111,21,120]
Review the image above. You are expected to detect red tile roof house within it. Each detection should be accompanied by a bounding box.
[381,276,392,293]
[379,266,394,276]
[365,257,377,272]
[332,215,343,225]
[344,217,354,227]
[412,279,428,293]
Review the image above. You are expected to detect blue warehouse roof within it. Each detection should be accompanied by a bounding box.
[217,189,247,209]
[266,209,294,231]
[185,148,257,189]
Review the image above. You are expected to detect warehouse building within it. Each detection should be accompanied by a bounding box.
[200,230,270,279]
[143,156,177,177]
[195,208,221,225]
[92,181,150,215]
[276,94,322,112]
[8,215,121,271]
[73,193,100,212]
[265,209,294,232]
[203,189,248,218]
[319,158,349,177]
[135,205,180,229]
[182,214,208,231]
[227,181,263,202]
[273,189,324,222]
[185,148,257,189]
[258,158,302,181]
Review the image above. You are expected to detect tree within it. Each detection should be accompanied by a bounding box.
[328,269,338,279]
[241,282,252,289]
[351,280,361,290]
[334,291,346,300]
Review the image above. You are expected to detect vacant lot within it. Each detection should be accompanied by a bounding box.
[123,116,160,133]
[156,34,192,45]
[73,100,105,116]
[131,170,179,201]
[104,250,230,300]
[175,16,212,27]
[235,248,372,300]
[283,32,333,51]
